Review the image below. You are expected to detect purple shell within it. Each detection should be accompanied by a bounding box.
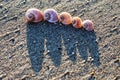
[82,20,94,31]
[44,9,59,23]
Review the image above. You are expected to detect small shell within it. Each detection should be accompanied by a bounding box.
[44,9,59,23]
[72,17,82,28]
[82,20,94,31]
[25,8,44,22]
[59,12,72,25]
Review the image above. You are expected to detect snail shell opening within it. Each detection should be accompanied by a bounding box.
[72,19,76,25]
[60,15,64,21]
[27,13,35,22]
[44,13,51,20]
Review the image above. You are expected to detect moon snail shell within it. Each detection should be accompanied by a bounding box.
[59,12,72,25]
[82,20,94,31]
[44,9,59,23]
[25,8,44,23]
[72,17,82,28]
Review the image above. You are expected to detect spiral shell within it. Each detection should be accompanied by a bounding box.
[72,17,82,28]
[82,20,94,31]
[44,9,59,23]
[25,8,44,22]
[59,12,72,25]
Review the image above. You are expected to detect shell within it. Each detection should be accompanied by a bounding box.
[59,12,72,25]
[44,9,59,23]
[72,17,82,28]
[25,8,44,22]
[82,20,94,31]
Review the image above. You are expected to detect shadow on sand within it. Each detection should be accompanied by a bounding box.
[26,22,100,72]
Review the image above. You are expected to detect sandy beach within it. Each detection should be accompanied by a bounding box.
[0,0,120,80]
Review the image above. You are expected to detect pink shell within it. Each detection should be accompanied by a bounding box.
[44,9,59,23]
[25,8,44,22]
[82,20,94,31]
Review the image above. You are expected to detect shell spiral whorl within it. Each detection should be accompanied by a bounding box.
[44,9,59,23]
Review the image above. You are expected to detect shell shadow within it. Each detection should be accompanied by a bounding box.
[26,22,62,72]
[26,22,45,72]
[44,22,62,67]
[26,22,100,72]
[76,30,100,66]
[60,25,100,66]
[60,25,77,62]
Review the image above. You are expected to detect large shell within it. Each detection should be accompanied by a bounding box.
[59,12,72,25]
[82,20,94,31]
[44,9,59,23]
[25,8,44,22]
[72,17,82,28]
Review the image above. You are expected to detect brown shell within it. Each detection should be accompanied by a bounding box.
[59,12,72,25]
[25,8,44,23]
[72,17,83,28]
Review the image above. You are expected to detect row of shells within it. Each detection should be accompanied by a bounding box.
[25,8,94,31]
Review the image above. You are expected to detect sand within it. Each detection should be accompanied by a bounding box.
[0,0,120,80]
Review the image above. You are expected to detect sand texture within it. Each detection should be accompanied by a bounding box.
[0,0,120,80]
